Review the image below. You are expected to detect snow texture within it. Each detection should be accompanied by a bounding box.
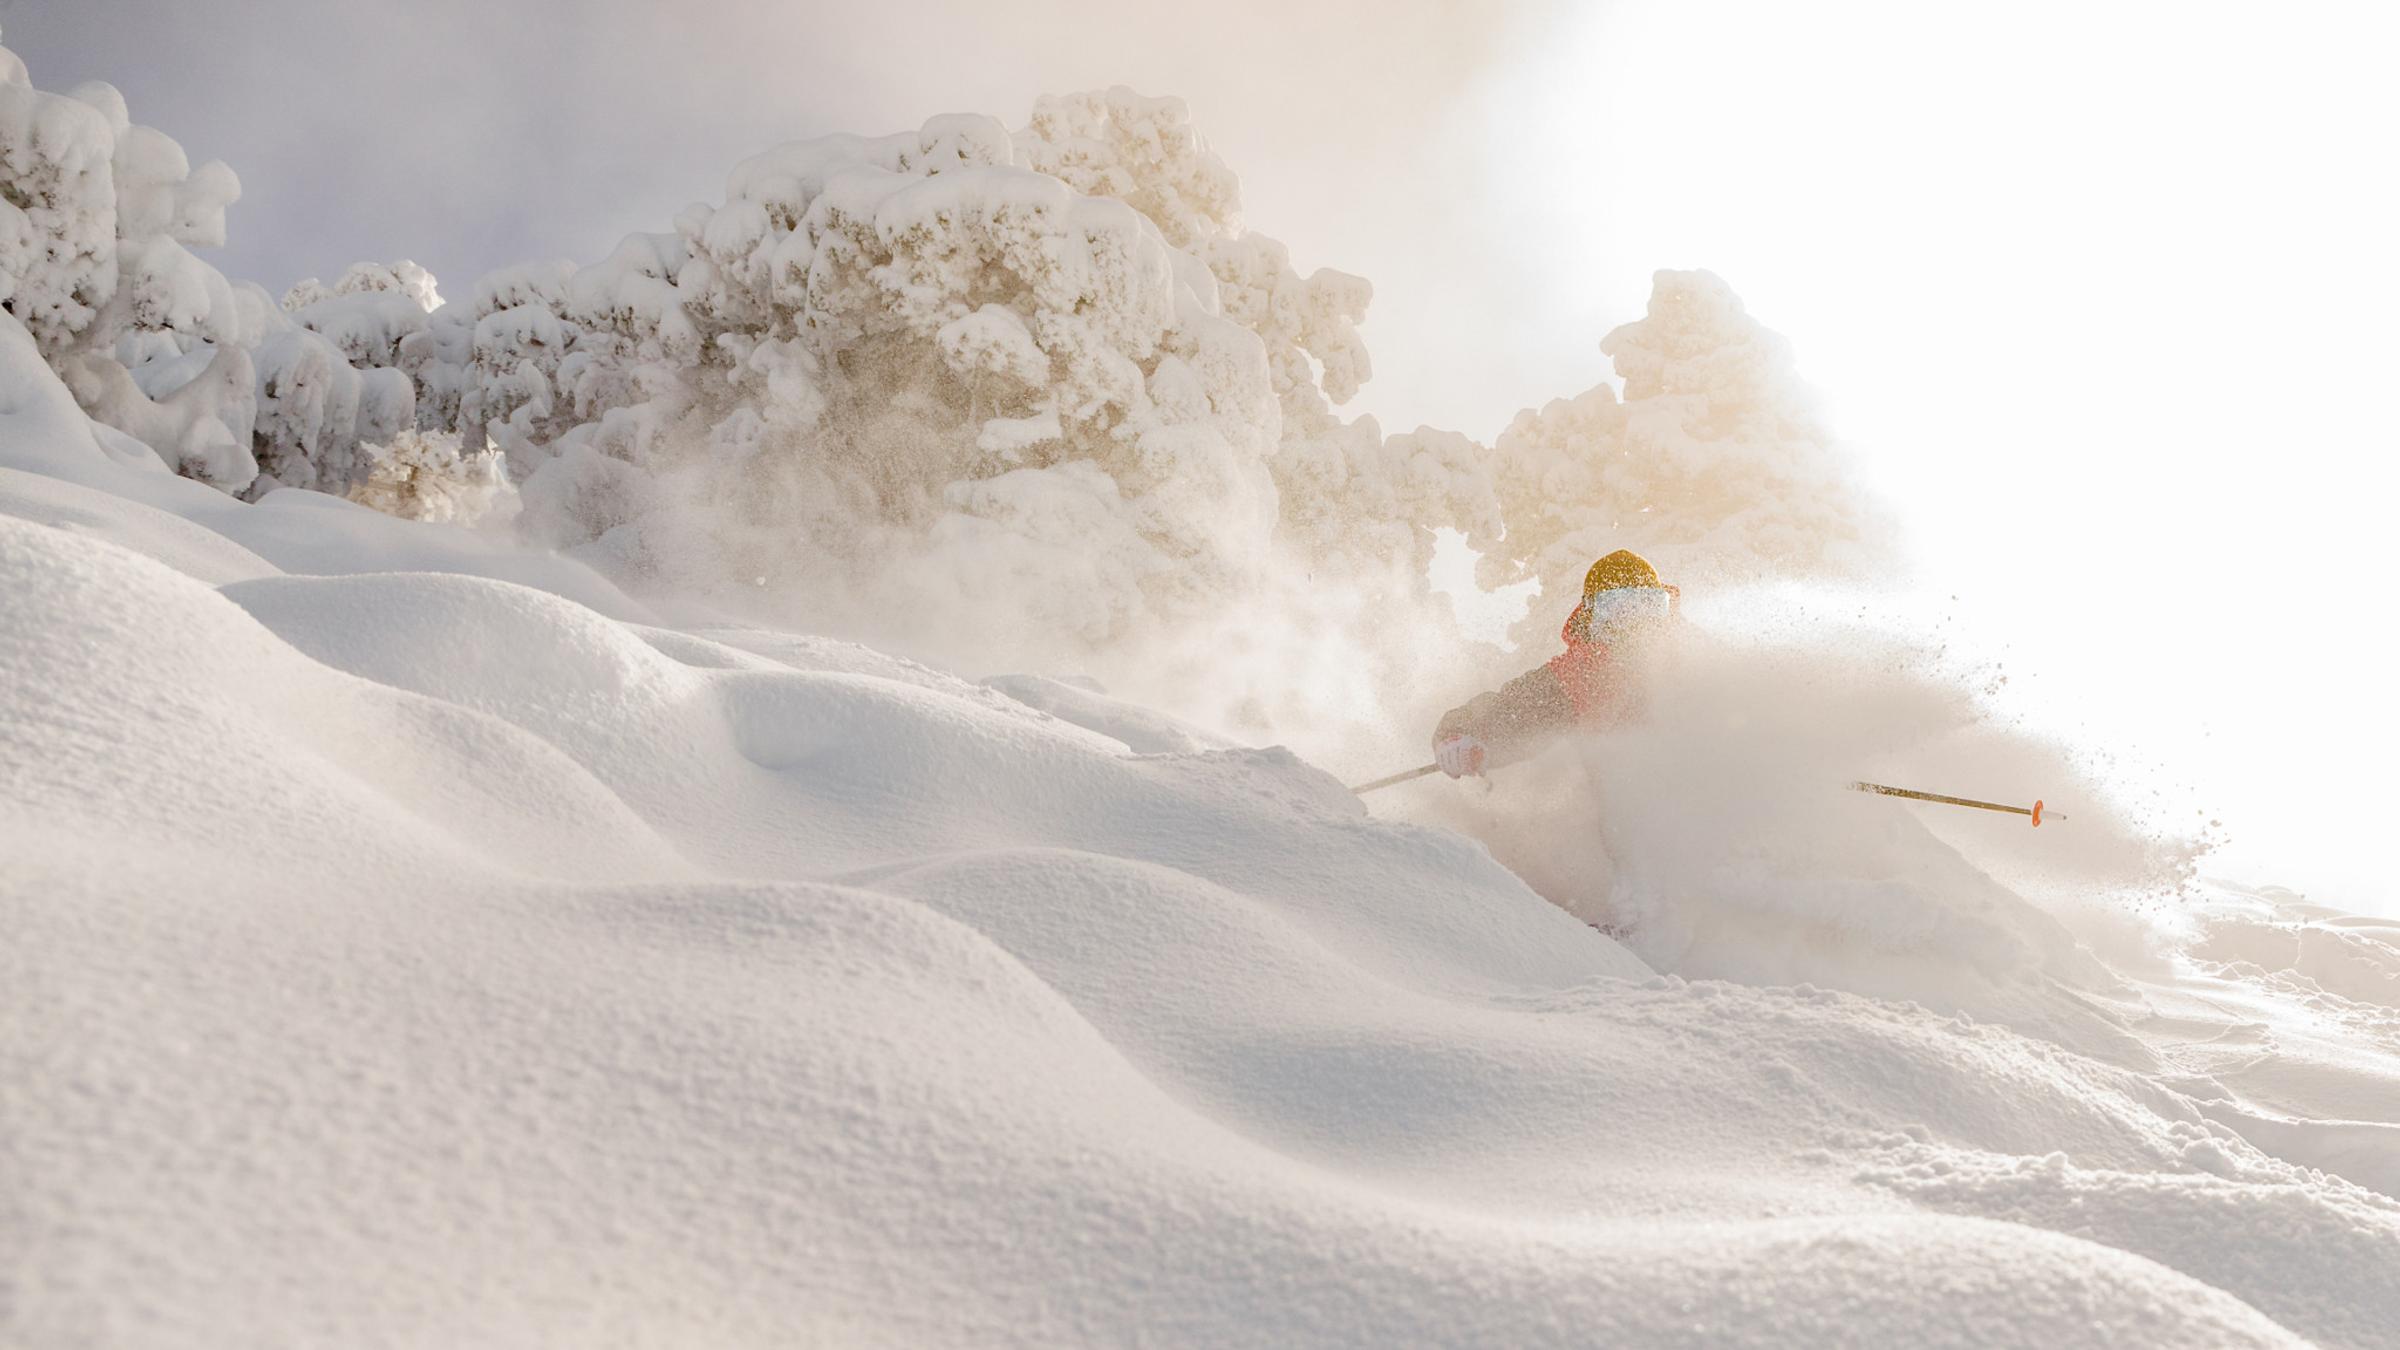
[5,294,2399,1347]
[5,25,2399,1350]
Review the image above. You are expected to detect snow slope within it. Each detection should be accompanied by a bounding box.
[5,316,2399,1346]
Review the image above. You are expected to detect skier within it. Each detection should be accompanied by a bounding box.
[1432,549,1677,779]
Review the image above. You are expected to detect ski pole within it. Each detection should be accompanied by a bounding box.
[1849,780,2057,826]
[1351,763,1440,794]
[1356,764,2060,827]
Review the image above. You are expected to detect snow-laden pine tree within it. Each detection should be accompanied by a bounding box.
[0,33,434,496]
[346,427,513,525]
[1479,269,1884,642]
[397,89,1525,664]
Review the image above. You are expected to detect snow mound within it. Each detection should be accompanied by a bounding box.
[0,518,681,884]
[1861,1142,2400,1349]
[982,671,1238,755]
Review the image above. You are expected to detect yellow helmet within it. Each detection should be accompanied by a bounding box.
[1581,549,1661,598]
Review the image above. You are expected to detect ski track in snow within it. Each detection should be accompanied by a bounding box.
[5,314,2399,1347]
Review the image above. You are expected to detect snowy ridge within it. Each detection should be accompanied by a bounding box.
[5,320,2399,1346]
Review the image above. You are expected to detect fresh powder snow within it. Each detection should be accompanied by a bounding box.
[3,24,2396,1350]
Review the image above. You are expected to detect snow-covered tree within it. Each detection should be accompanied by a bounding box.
[401,88,1529,667]
[285,259,441,371]
[284,258,440,314]
[1,46,260,488]
[346,427,514,524]
[248,326,414,492]
[398,104,1287,642]
[1480,269,1884,642]
[0,31,426,497]
[1013,90,1436,572]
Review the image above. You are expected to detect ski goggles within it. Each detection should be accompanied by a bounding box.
[1578,585,1673,634]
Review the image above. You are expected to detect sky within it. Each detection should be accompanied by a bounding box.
[12,0,2396,909]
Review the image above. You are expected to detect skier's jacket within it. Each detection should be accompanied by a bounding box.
[1433,603,1657,767]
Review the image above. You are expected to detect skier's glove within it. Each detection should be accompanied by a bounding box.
[1435,734,1487,779]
